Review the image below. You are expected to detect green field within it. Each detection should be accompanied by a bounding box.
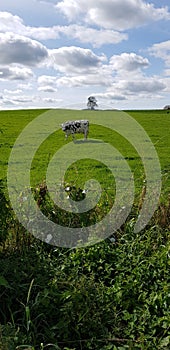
[0,108,170,196]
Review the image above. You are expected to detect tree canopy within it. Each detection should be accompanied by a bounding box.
[87,96,98,110]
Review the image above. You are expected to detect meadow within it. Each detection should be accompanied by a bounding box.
[0,108,170,193]
[0,109,170,350]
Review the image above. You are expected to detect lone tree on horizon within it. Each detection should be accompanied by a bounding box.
[164,105,170,110]
[87,96,98,110]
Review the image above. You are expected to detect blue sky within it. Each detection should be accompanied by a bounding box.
[0,0,170,109]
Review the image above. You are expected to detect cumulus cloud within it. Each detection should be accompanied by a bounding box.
[37,67,113,89]
[0,32,48,66]
[0,90,62,108]
[18,83,34,91]
[91,75,167,104]
[105,77,166,100]
[3,89,23,94]
[38,86,58,92]
[0,11,127,47]
[148,40,170,67]
[56,0,170,30]
[56,0,86,21]
[0,99,16,106]
[0,95,35,106]
[0,11,60,40]
[120,79,166,93]
[0,66,33,80]
[164,69,170,77]
[49,46,106,73]
[61,25,127,47]
[10,96,34,103]
[110,53,150,72]
[37,50,158,98]
[94,92,127,101]
[42,97,61,103]
[0,12,25,33]
[55,71,112,87]
[38,75,58,85]
[38,75,58,92]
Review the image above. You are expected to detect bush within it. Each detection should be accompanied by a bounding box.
[0,183,169,349]
[0,224,169,349]
[0,180,12,244]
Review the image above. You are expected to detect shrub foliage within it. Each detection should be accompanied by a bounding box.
[0,182,169,349]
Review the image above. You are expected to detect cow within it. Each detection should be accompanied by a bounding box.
[61,120,89,140]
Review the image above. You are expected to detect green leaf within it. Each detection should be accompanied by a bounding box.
[160,336,170,348]
[0,275,10,287]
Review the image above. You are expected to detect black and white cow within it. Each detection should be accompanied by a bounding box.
[61,120,89,140]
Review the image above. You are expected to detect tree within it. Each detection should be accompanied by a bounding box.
[164,105,170,110]
[87,96,98,110]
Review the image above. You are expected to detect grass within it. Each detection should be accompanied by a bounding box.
[0,108,170,349]
[0,108,170,190]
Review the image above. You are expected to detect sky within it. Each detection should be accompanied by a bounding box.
[0,0,170,110]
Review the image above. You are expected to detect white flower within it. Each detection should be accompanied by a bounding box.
[109,237,116,243]
[45,234,52,243]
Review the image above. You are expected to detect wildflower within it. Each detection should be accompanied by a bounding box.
[45,234,52,243]
[109,236,116,243]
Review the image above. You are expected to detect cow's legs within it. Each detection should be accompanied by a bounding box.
[84,130,88,140]
[72,132,75,141]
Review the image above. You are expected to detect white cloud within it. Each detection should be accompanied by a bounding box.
[0,11,127,47]
[0,95,35,106]
[61,25,128,47]
[38,75,58,85]
[0,32,48,66]
[0,11,25,33]
[49,46,106,73]
[55,71,112,87]
[37,75,58,92]
[37,68,113,90]
[10,96,35,103]
[106,77,166,99]
[120,79,166,93]
[0,98,16,106]
[3,89,23,94]
[0,66,33,80]
[56,0,86,21]
[163,77,170,92]
[56,0,170,30]
[110,53,149,72]
[94,92,127,101]
[90,76,166,105]
[42,97,62,103]
[0,11,60,40]
[38,86,58,92]
[164,69,170,77]
[38,50,162,97]
[18,83,34,90]
[0,90,62,108]
[148,40,170,67]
